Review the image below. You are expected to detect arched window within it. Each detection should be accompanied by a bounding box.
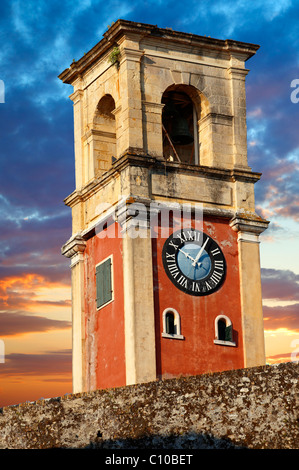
[162,308,184,340]
[214,315,236,347]
[217,318,227,341]
[161,86,199,165]
[92,94,116,177]
[165,311,176,335]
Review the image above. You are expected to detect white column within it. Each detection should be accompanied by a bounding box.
[230,214,269,368]
[118,202,157,385]
[61,235,86,393]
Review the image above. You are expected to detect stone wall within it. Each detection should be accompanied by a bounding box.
[0,362,298,449]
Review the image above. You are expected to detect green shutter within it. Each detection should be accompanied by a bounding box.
[225,324,233,342]
[96,258,112,309]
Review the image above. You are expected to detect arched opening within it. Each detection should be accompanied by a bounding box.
[214,315,235,346]
[92,94,116,176]
[95,94,115,121]
[162,308,184,340]
[217,318,227,341]
[161,86,199,165]
[165,311,176,335]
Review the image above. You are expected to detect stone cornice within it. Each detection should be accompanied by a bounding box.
[63,200,267,243]
[82,129,116,141]
[58,19,259,85]
[61,234,86,259]
[64,152,157,207]
[64,152,262,208]
[229,211,270,235]
[227,67,250,80]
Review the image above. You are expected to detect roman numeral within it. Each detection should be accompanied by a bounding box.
[169,240,179,249]
[211,247,220,257]
[166,252,176,262]
[177,275,187,288]
[210,270,223,285]
[214,260,224,271]
[185,230,195,241]
[176,233,186,244]
[192,282,202,292]
[168,263,180,278]
[176,230,196,243]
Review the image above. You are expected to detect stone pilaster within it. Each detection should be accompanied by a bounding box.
[69,87,84,189]
[61,235,87,393]
[117,201,156,385]
[117,39,144,156]
[227,66,250,169]
[230,213,269,368]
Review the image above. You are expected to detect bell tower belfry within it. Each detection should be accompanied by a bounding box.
[59,20,269,394]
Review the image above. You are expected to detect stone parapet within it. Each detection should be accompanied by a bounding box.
[0,362,298,449]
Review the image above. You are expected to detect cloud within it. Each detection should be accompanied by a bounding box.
[175,0,293,38]
[261,269,299,333]
[0,273,71,310]
[261,268,299,301]
[251,150,299,223]
[0,311,71,337]
[268,352,294,360]
[1,349,72,377]
[266,351,295,364]
[263,304,299,332]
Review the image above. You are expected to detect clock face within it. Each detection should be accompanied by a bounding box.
[162,228,226,296]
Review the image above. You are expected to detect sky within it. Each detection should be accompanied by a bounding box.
[0,0,299,407]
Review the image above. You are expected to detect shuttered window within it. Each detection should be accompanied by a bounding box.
[96,257,112,309]
[217,319,233,342]
[225,324,233,342]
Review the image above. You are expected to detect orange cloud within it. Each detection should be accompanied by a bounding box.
[0,272,71,338]
[0,350,72,407]
[0,272,71,313]
[263,304,299,331]
[266,352,295,365]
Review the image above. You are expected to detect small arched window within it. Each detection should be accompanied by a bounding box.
[214,315,236,347]
[165,311,176,335]
[218,319,227,341]
[162,308,184,340]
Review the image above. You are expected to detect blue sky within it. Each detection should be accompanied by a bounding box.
[0,0,299,406]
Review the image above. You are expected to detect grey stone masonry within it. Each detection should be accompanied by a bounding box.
[0,362,298,449]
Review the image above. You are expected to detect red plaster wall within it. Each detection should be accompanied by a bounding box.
[84,222,126,390]
[153,217,244,379]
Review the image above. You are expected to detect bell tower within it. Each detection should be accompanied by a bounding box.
[59,20,269,394]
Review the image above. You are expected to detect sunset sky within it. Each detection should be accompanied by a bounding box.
[1,0,299,407]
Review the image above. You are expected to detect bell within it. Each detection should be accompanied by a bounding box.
[171,115,194,145]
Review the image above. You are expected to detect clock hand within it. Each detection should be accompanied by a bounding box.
[192,237,209,267]
[178,248,196,263]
